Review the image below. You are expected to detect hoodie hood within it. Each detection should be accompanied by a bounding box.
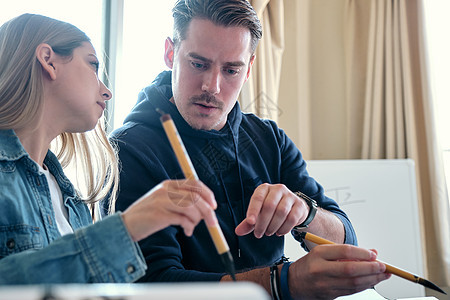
[124,70,242,140]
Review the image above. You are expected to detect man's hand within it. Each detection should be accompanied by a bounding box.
[220,243,391,299]
[288,244,391,299]
[235,183,309,238]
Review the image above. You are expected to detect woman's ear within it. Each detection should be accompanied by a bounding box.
[164,37,175,69]
[35,43,57,80]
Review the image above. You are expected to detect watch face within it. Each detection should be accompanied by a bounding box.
[295,191,318,207]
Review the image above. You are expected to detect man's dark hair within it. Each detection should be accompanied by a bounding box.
[172,0,262,54]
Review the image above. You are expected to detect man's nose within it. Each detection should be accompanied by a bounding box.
[202,69,220,95]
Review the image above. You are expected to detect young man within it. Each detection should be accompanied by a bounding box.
[110,0,390,298]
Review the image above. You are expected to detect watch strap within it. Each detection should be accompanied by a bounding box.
[293,191,318,229]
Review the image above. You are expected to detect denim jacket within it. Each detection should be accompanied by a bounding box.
[0,130,146,284]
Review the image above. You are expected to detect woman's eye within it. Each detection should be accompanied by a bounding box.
[91,61,100,73]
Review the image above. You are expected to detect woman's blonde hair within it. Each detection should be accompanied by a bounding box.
[0,14,118,219]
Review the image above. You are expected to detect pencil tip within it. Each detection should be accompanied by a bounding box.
[418,278,447,294]
[220,251,236,282]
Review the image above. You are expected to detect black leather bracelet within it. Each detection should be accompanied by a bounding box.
[270,264,282,300]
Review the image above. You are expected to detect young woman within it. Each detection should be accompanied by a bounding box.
[0,13,217,284]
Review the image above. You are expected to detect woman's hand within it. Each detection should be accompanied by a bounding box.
[121,179,218,242]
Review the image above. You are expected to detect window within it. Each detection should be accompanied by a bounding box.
[423,0,450,201]
[111,1,173,129]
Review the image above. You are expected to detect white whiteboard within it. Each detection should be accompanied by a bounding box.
[284,159,425,299]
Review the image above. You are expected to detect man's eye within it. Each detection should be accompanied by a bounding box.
[225,68,239,75]
[191,61,206,69]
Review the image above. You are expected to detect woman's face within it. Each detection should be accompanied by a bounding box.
[45,42,112,133]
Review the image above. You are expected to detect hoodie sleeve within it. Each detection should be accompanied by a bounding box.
[273,122,357,246]
[136,227,225,282]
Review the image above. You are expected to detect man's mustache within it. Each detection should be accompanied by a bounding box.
[189,93,223,109]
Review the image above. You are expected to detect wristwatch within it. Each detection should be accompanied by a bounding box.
[293,191,318,229]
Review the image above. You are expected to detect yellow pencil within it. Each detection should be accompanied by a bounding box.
[299,232,446,295]
[158,109,236,281]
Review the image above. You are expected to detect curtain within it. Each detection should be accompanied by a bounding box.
[239,0,285,122]
[344,0,450,287]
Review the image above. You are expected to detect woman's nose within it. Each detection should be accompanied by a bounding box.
[101,81,112,100]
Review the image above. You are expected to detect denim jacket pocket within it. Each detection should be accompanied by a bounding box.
[0,224,43,258]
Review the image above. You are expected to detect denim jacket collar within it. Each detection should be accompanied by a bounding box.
[0,129,28,162]
[0,129,78,202]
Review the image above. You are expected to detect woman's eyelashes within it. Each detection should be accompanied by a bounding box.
[90,60,100,73]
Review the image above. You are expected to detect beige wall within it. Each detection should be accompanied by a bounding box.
[278,0,348,160]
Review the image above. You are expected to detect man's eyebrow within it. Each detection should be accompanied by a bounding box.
[188,53,212,63]
[224,61,246,67]
[188,52,246,67]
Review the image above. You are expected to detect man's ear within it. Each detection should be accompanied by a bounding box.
[164,37,175,69]
[245,55,256,82]
[35,43,57,80]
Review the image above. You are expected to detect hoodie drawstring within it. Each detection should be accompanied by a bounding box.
[230,121,246,258]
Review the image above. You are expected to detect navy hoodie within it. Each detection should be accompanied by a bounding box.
[110,71,357,282]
